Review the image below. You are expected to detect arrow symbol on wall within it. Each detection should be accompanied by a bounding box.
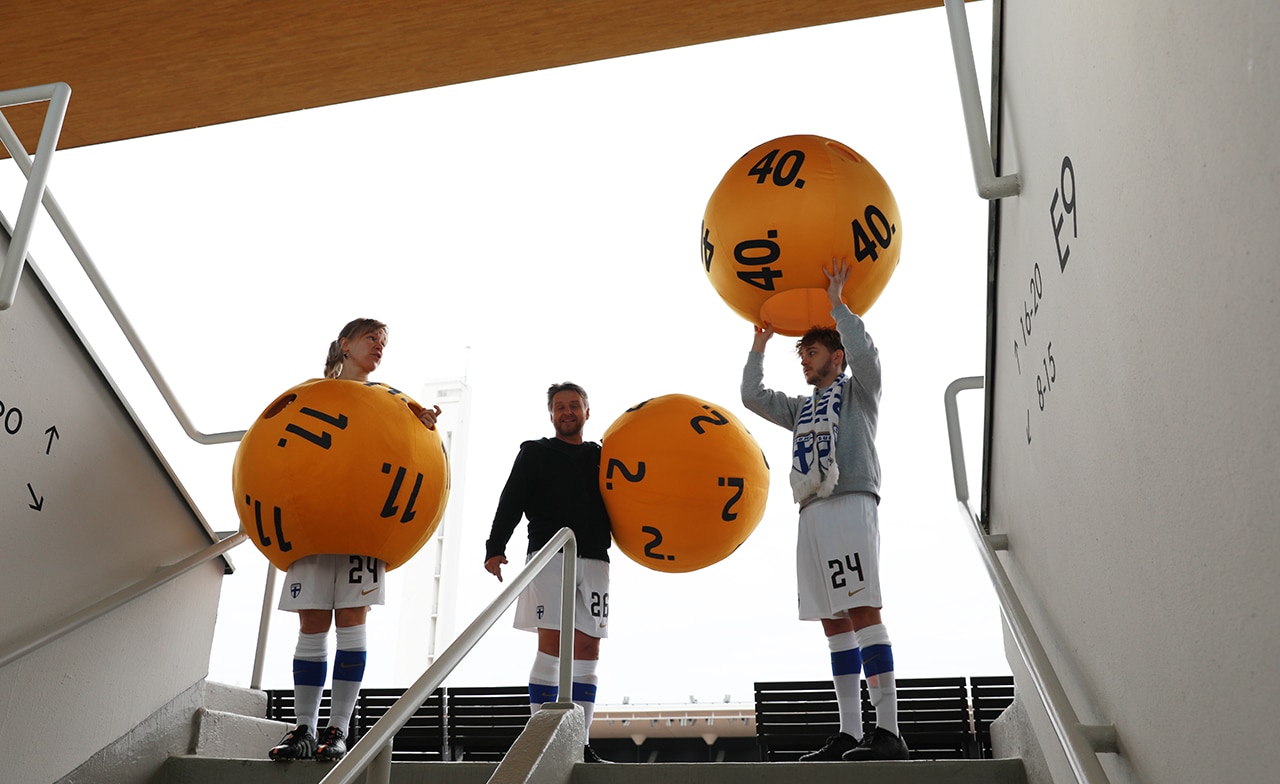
[27,483,43,511]
[45,426,59,454]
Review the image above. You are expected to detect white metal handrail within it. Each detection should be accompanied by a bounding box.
[0,96,245,444]
[0,532,246,669]
[251,564,281,689]
[0,83,69,310]
[318,527,580,784]
[944,0,1020,199]
[945,376,1117,784]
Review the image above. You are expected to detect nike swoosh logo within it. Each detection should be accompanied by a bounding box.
[361,587,379,595]
[847,587,866,597]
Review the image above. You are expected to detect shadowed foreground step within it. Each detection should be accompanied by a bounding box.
[158,757,499,784]
[160,757,1025,784]
[571,760,1026,784]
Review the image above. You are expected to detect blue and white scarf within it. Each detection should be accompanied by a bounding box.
[790,374,846,504]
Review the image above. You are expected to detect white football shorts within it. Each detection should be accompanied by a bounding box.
[278,553,387,611]
[796,492,882,620]
[513,551,610,638]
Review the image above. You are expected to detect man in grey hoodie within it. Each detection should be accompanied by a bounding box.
[741,259,909,762]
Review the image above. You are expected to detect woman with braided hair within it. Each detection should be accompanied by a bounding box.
[269,318,439,763]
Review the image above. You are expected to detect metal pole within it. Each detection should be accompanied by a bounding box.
[0,83,70,310]
[557,534,578,702]
[251,564,279,690]
[365,744,393,784]
[944,377,1117,784]
[943,0,1020,199]
[944,375,984,505]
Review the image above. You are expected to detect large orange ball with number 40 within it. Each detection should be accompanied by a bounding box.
[231,378,450,571]
[701,134,902,336]
[599,394,770,573]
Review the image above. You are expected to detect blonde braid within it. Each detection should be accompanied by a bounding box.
[324,339,345,379]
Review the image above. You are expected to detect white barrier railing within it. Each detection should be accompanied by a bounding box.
[0,86,244,444]
[943,0,1020,199]
[319,527,580,784]
[945,376,1117,784]
[0,83,69,310]
[0,532,246,669]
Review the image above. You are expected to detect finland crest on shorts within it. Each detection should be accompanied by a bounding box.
[277,553,387,610]
[513,552,611,637]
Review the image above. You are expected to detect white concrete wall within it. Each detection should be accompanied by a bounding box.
[0,260,225,783]
[987,2,1280,783]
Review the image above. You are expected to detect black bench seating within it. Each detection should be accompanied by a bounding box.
[266,684,525,761]
[754,676,1015,761]
[445,685,533,761]
[753,680,841,761]
[358,686,447,761]
[970,675,1017,758]
[889,677,975,759]
[263,675,1015,762]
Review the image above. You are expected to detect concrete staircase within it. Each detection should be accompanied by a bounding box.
[159,757,499,784]
[190,681,292,760]
[157,683,1027,784]
[159,757,1026,784]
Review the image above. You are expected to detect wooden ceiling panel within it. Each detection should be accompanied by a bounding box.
[2,0,947,155]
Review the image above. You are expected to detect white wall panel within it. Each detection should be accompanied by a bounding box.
[0,251,224,782]
[987,3,1280,783]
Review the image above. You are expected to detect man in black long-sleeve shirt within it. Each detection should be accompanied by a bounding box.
[484,381,613,763]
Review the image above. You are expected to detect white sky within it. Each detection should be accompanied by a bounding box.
[2,3,1004,706]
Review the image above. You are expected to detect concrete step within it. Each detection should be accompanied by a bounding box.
[157,757,1025,784]
[204,680,269,718]
[158,756,498,783]
[572,760,1027,784]
[191,707,290,759]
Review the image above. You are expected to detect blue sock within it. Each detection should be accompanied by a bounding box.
[329,625,367,732]
[572,659,599,741]
[292,631,328,734]
[856,624,898,736]
[529,651,559,712]
[827,630,862,738]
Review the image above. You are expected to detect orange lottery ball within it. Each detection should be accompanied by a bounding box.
[600,394,770,573]
[231,378,450,571]
[701,134,903,336]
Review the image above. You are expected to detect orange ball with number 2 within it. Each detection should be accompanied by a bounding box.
[599,394,769,573]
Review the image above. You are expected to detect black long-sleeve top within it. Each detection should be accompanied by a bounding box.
[485,437,612,562]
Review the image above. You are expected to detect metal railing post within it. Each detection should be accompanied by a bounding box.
[366,745,393,784]
[251,564,279,690]
[558,534,577,702]
[0,83,70,310]
[943,0,1020,199]
[945,375,985,508]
